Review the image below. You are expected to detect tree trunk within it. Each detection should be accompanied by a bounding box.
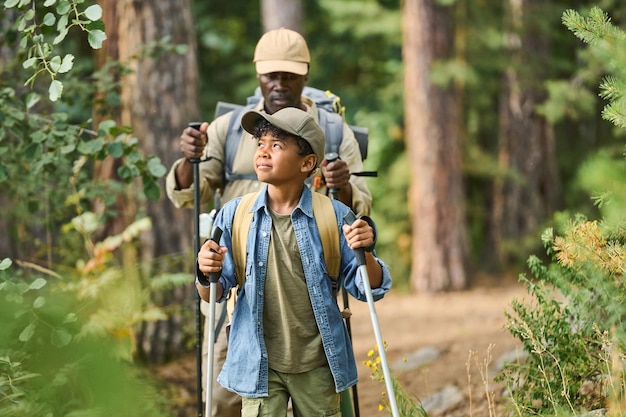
[261,0,302,32]
[96,0,199,363]
[403,0,469,292]
[490,0,560,270]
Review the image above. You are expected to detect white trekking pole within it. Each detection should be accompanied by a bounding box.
[343,211,399,417]
[200,225,223,417]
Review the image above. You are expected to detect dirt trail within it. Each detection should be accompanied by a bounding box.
[156,277,528,417]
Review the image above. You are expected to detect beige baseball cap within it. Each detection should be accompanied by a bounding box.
[253,28,310,75]
[241,107,325,167]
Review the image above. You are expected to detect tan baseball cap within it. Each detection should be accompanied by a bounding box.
[253,28,310,76]
[241,108,325,167]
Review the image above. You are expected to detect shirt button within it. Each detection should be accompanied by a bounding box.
[258,261,264,267]
[262,232,267,238]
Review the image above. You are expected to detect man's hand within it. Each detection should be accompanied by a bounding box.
[322,157,350,190]
[181,122,209,160]
[322,157,353,207]
[174,122,209,189]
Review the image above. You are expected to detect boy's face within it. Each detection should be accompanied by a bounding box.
[254,133,316,184]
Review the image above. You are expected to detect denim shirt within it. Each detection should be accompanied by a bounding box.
[204,185,392,398]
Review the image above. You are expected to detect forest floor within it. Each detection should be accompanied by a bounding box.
[154,274,528,417]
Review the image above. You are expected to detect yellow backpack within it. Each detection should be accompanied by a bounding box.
[231,190,340,290]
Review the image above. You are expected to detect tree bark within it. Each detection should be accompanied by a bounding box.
[490,0,560,270]
[403,0,469,292]
[261,0,303,32]
[96,0,199,363]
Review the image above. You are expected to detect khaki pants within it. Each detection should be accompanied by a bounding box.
[241,366,341,417]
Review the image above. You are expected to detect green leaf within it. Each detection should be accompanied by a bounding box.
[77,138,104,155]
[71,212,100,234]
[19,323,35,342]
[98,119,116,134]
[48,79,63,102]
[87,29,107,49]
[56,13,68,31]
[126,150,141,163]
[25,93,41,109]
[53,28,68,45]
[43,12,56,26]
[49,55,62,72]
[64,313,77,323]
[56,0,71,14]
[43,0,56,6]
[147,157,167,177]
[0,258,12,270]
[24,142,42,159]
[60,143,75,154]
[4,0,20,8]
[29,278,47,290]
[31,131,47,143]
[52,328,72,347]
[58,54,74,73]
[22,57,37,69]
[108,141,124,158]
[118,165,132,180]
[33,296,46,308]
[143,178,161,200]
[84,4,102,21]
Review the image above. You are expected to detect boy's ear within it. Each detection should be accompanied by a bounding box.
[301,154,317,173]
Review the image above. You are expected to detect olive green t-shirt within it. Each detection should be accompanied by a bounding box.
[263,208,326,373]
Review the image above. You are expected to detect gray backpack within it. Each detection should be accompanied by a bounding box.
[214,86,372,184]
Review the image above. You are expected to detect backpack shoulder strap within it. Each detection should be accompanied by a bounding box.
[318,109,343,156]
[312,192,340,280]
[232,191,259,287]
[232,191,340,288]
[224,104,258,184]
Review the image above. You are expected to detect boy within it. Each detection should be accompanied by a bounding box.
[196,107,392,417]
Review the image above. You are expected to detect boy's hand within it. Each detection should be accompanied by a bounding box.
[198,239,228,276]
[342,218,375,251]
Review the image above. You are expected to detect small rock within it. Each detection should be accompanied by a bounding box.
[392,346,441,371]
[422,385,464,415]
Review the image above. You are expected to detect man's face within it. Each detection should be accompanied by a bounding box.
[257,72,308,115]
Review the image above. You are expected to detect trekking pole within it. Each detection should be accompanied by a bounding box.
[201,226,223,417]
[325,152,340,199]
[343,211,399,417]
[323,155,359,416]
[188,122,204,417]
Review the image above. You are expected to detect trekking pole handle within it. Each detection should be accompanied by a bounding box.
[188,122,203,164]
[325,152,340,199]
[343,211,366,266]
[208,227,223,283]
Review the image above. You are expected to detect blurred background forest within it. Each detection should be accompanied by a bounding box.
[2,0,626,415]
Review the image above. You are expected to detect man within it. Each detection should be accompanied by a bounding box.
[165,28,371,417]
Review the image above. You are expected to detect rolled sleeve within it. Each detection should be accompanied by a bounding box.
[165,158,214,209]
